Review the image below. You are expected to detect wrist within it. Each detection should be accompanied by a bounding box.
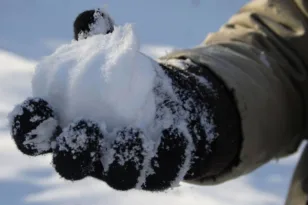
[158,59,242,181]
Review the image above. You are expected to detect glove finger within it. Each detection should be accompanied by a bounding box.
[52,119,103,181]
[90,160,107,181]
[105,127,146,191]
[9,97,60,156]
[142,127,190,191]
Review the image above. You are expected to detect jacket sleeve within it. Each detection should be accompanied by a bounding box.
[159,0,308,187]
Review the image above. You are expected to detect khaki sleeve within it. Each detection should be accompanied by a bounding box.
[203,0,308,204]
[160,1,308,202]
[205,0,308,126]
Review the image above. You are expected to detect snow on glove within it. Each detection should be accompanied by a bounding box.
[140,62,218,190]
[52,119,104,181]
[142,127,190,191]
[158,64,216,180]
[8,98,108,182]
[92,61,221,191]
[104,127,147,191]
[96,62,220,191]
[8,98,62,156]
[100,126,192,192]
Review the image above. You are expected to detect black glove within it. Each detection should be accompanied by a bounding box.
[10,8,242,191]
[9,98,61,156]
[9,59,242,192]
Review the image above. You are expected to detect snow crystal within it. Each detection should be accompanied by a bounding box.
[32,24,156,131]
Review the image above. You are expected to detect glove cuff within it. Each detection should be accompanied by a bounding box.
[159,59,242,181]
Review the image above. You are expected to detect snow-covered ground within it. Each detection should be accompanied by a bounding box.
[0,0,303,204]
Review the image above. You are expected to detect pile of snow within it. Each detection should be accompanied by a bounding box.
[32,24,157,132]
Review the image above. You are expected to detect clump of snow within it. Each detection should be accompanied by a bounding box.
[56,120,91,153]
[23,117,58,153]
[32,24,156,131]
[112,129,144,167]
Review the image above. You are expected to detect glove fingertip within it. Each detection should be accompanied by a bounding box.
[142,127,189,191]
[105,127,145,191]
[52,119,103,181]
[9,97,58,156]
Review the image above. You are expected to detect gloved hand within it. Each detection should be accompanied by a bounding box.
[8,8,241,192]
[8,61,215,191]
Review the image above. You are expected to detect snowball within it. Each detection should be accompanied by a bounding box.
[32,24,156,132]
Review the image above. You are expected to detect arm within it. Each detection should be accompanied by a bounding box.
[171,0,308,203]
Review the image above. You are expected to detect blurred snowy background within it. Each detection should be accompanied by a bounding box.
[0,0,303,204]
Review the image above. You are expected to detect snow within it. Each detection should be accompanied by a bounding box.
[171,125,194,188]
[201,111,217,144]
[23,118,58,152]
[135,136,155,189]
[32,24,157,132]
[56,120,92,153]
